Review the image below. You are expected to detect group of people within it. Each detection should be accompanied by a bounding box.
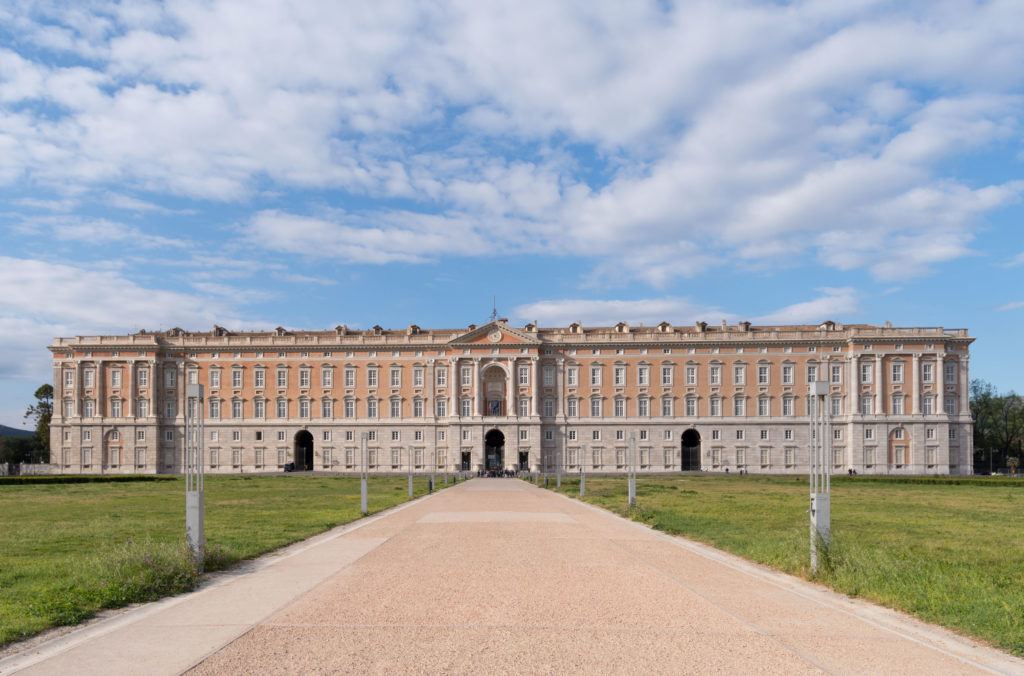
[479,468,516,477]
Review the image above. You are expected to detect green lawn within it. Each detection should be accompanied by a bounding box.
[542,474,1024,657]
[0,474,446,647]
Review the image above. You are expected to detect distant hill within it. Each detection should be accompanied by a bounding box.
[0,424,34,438]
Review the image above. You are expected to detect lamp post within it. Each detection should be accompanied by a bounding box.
[580,443,586,498]
[184,384,205,567]
[556,441,562,488]
[628,432,636,508]
[360,432,368,515]
[808,381,831,572]
[407,446,414,497]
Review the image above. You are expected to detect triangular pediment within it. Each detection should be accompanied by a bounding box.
[449,321,540,346]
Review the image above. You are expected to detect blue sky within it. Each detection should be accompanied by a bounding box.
[1,0,1023,428]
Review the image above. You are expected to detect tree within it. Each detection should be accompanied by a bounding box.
[23,384,53,464]
[971,379,1024,473]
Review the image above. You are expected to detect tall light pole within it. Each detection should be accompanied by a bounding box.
[628,432,637,508]
[360,432,368,515]
[808,381,831,572]
[407,446,413,497]
[184,384,204,567]
[580,443,586,498]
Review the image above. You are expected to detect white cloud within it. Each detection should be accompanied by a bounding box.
[1,1,1022,285]
[0,256,263,384]
[996,301,1024,312]
[511,297,735,328]
[753,288,859,324]
[514,288,859,328]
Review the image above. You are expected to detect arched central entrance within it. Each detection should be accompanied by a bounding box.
[294,430,314,471]
[681,428,701,471]
[484,429,505,472]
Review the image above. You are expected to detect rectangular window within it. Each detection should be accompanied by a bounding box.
[568,430,577,441]
[413,399,424,417]
[209,370,221,388]
[567,399,578,417]
[519,429,528,441]
[232,400,242,418]
[709,365,721,386]
[614,399,625,417]
[322,369,333,388]
[591,366,602,386]
[232,430,241,442]
[734,365,745,385]
[663,429,672,441]
[226,369,239,388]
[543,399,554,417]
[638,398,649,416]
[922,397,934,415]
[110,399,121,417]
[922,363,934,383]
[785,447,795,467]
[299,369,311,388]
[111,369,122,387]
[83,400,95,417]
[567,367,578,387]
[830,397,841,416]
[944,362,957,384]
[84,369,95,387]
[891,395,904,415]
[860,363,873,384]
[593,430,601,441]
[949,427,957,439]
[411,368,423,388]
[760,448,770,466]
[277,399,288,418]
[736,429,745,440]
[390,368,401,388]
[165,401,175,418]
[461,429,469,440]
[734,398,745,416]
[833,428,842,440]
[865,427,874,440]
[782,398,793,416]
[208,399,219,418]
[322,399,333,418]
[543,365,554,386]
[390,400,401,418]
[187,369,198,385]
[344,400,355,418]
[63,369,75,387]
[661,398,673,417]
[436,399,447,417]
[892,362,904,383]
[784,428,793,441]
[518,366,530,386]
[614,366,626,386]
[436,367,448,386]
[661,366,673,386]
[685,366,697,386]
[860,396,873,415]
[251,399,263,418]
[944,397,956,415]
[345,368,356,388]
[137,369,148,387]
[299,400,310,418]
[926,427,936,440]
[276,369,287,388]
[392,430,400,442]
[251,369,263,388]
[518,398,529,416]
[711,429,720,440]
[781,365,793,385]
[638,366,649,386]
[831,365,842,384]
[460,399,471,417]
[758,398,768,416]
[461,366,472,386]
[686,398,697,416]
[807,365,818,383]
[590,399,601,417]
[757,365,769,385]
[367,369,378,388]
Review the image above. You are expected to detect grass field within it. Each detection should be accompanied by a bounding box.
[541,474,1024,657]
[0,474,447,647]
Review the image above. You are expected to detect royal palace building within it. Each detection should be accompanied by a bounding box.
[47,319,974,476]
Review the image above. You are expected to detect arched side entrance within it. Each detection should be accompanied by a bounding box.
[294,430,314,471]
[681,428,701,471]
[482,365,508,416]
[484,429,505,472]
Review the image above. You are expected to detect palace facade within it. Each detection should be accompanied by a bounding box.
[48,319,974,476]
